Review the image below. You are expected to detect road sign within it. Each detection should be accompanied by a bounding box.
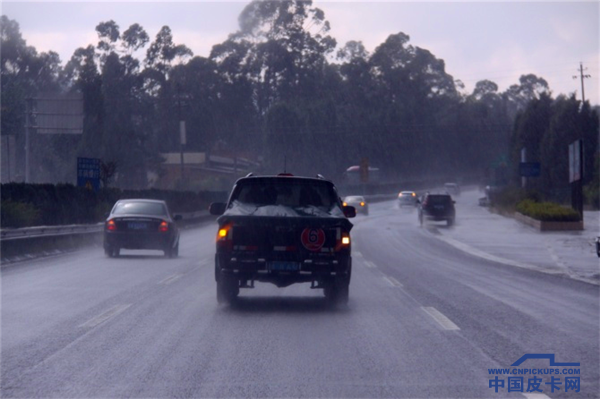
[77,157,101,191]
[569,140,582,183]
[519,162,540,177]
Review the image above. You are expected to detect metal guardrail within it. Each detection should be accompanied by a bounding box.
[0,210,213,242]
[0,224,104,241]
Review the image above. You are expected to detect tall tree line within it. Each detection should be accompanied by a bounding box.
[1,1,597,189]
[510,94,599,203]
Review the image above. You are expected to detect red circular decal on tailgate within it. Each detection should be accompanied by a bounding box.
[301,228,326,251]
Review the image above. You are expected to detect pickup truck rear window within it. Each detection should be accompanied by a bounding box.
[227,178,343,217]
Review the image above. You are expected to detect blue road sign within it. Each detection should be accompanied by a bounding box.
[77,157,101,191]
[519,162,541,177]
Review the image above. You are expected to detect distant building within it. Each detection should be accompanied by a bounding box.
[155,152,261,190]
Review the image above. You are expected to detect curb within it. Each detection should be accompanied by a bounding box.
[433,234,599,286]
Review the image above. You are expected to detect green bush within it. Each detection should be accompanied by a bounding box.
[516,199,581,222]
[491,186,541,213]
[1,200,40,228]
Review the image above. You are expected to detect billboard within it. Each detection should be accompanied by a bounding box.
[34,93,83,134]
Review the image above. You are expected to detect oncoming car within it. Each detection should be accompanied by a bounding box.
[343,195,369,215]
[398,191,417,207]
[104,199,182,258]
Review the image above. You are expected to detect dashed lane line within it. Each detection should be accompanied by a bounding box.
[79,304,132,329]
[383,276,403,287]
[364,260,377,269]
[421,306,460,331]
[158,273,183,285]
[522,394,552,399]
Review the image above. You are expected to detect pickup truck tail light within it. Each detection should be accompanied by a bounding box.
[216,224,233,251]
[335,228,351,251]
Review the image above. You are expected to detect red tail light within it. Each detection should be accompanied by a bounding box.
[106,220,117,231]
[159,221,169,232]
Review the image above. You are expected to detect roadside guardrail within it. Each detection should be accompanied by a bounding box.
[0,210,214,242]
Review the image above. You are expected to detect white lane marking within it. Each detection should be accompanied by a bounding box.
[353,251,363,258]
[421,307,460,331]
[383,276,396,287]
[387,276,403,287]
[79,304,131,329]
[364,260,376,269]
[523,394,552,399]
[158,273,183,285]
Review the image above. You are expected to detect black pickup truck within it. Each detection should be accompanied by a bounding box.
[209,174,356,305]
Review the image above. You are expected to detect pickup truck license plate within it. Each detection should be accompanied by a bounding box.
[269,261,299,271]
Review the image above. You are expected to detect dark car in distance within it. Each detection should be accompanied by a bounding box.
[417,193,456,226]
[209,173,356,305]
[104,199,182,258]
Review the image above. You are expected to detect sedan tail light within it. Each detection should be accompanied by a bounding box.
[106,220,117,231]
[159,221,169,232]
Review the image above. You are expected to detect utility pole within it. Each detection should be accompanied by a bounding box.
[177,85,186,182]
[573,62,592,103]
[25,98,32,183]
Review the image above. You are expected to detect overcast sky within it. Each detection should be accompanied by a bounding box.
[2,1,599,105]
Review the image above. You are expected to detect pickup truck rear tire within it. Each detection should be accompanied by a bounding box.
[216,271,239,304]
[324,276,350,306]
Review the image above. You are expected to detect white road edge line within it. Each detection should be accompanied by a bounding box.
[421,306,460,331]
[79,304,132,329]
[387,276,403,287]
[522,394,552,399]
[159,273,183,285]
[437,235,599,286]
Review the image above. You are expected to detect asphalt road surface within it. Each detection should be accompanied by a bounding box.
[2,200,598,398]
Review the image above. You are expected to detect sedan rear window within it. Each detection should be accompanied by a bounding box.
[112,202,167,216]
[426,195,452,205]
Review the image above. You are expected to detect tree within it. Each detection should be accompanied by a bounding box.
[1,15,66,182]
[503,74,550,120]
[145,26,192,78]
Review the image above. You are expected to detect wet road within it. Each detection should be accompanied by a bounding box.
[2,200,598,398]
